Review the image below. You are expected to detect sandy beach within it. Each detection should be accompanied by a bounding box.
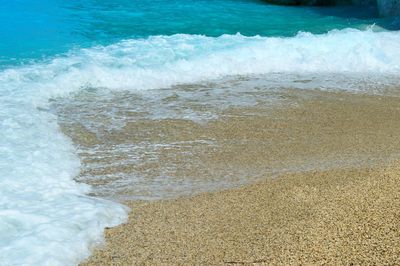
[75,88,400,265]
[83,164,400,265]
[3,1,400,264]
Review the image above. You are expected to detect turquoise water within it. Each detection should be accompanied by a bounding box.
[1,0,400,265]
[0,0,389,66]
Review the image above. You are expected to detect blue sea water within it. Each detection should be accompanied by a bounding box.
[0,0,394,66]
[0,0,400,265]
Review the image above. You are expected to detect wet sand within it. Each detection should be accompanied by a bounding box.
[58,88,400,200]
[73,88,400,264]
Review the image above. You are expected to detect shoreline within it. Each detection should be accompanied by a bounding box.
[68,88,400,264]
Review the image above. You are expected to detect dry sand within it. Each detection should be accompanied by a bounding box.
[83,165,400,265]
[76,89,400,265]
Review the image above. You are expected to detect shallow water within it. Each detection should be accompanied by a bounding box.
[52,77,400,201]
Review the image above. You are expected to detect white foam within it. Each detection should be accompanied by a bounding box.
[1,28,400,265]
[0,105,129,265]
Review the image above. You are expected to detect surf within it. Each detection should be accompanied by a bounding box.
[1,28,400,265]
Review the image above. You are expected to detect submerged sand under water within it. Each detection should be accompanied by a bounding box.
[55,83,400,201]
[53,79,400,264]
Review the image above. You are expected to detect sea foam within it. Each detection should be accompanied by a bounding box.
[1,28,400,265]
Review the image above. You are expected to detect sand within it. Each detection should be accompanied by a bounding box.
[74,89,400,265]
[83,164,400,265]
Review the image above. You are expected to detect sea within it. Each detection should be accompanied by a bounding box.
[0,0,399,265]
